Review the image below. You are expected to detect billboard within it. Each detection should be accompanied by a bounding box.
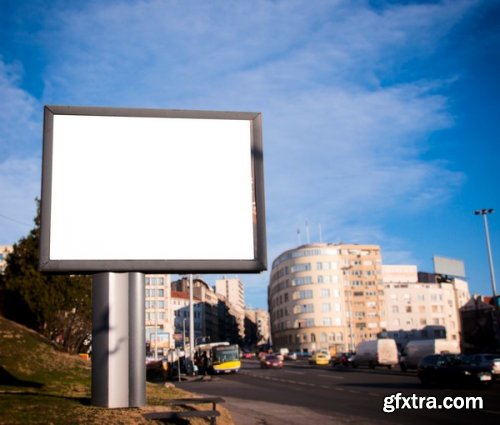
[433,256,466,279]
[40,106,266,273]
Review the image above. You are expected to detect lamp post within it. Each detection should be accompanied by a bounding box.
[341,266,354,352]
[474,209,497,298]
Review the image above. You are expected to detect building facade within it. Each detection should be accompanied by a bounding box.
[382,265,470,348]
[145,274,173,355]
[268,243,385,354]
[244,308,271,347]
[215,277,246,340]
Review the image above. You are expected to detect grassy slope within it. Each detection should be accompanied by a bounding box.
[0,316,234,425]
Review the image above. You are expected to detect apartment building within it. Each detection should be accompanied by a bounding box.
[145,274,173,354]
[244,308,271,347]
[171,276,242,345]
[268,243,385,354]
[382,265,470,347]
[215,277,246,340]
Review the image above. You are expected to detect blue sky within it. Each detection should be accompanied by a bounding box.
[1,0,499,309]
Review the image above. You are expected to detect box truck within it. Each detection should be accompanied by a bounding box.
[352,339,399,369]
[399,339,460,371]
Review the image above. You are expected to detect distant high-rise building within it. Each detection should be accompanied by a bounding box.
[145,274,173,355]
[245,308,271,347]
[215,277,246,340]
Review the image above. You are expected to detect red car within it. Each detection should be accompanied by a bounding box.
[260,354,283,369]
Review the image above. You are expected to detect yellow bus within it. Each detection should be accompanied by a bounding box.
[195,342,241,374]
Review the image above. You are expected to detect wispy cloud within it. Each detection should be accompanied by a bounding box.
[0,0,481,304]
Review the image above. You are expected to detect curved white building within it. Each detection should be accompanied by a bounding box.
[268,243,385,354]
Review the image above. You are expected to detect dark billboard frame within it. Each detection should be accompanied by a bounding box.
[40,105,267,273]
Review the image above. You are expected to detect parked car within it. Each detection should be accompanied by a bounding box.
[260,354,283,369]
[462,353,500,379]
[309,351,330,366]
[241,351,254,359]
[332,352,355,367]
[417,354,492,387]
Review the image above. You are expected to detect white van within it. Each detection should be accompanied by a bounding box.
[352,339,398,369]
[399,339,460,371]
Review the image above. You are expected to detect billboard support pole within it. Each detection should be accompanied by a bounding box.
[129,272,146,407]
[91,272,145,408]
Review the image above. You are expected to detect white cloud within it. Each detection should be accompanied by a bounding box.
[0,60,41,159]
[0,0,480,302]
[0,59,41,243]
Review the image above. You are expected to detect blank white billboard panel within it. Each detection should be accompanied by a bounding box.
[433,256,466,278]
[40,106,266,273]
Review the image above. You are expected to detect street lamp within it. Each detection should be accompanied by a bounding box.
[341,266,354,352]
[474,209,497,298]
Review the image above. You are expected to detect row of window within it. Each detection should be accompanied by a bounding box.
[272,247,379,269]
[145,301,165,309]
[145,277,166,285]
[273,316,344,330]
[390,318,454,327]
[273,331,345,345]
[271,290,385,310]
[390,304,449,314]
[388,293,447,302]
[272,302,343,318]
[145,289,165,297]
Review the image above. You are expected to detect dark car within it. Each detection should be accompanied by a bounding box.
[462,353,500,379]
[417,354,492,387]
[332,352,355,367]
[260,354,283,369]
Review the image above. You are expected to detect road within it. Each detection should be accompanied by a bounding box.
[176,358,500,425]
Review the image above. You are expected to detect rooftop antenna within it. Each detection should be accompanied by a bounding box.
[305,220,310,244]
[297,228,302,246]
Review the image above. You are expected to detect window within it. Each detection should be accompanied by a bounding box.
[392,305,399,313]
[291,263,311,273]
[302,304,314,313]
[292,276,312,286]
[322,318,333,326]
[293,290,313,300]
[320,288,330,298]
[299,290,313,299]
[321,303,331,312]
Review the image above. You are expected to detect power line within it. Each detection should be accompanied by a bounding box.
[0,213,32,228]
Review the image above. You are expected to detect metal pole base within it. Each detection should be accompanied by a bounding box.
[91,272,145,408]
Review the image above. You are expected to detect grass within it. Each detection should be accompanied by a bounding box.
[0,316,235,424]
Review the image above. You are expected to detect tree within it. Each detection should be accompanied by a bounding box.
[0,201,91,353]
